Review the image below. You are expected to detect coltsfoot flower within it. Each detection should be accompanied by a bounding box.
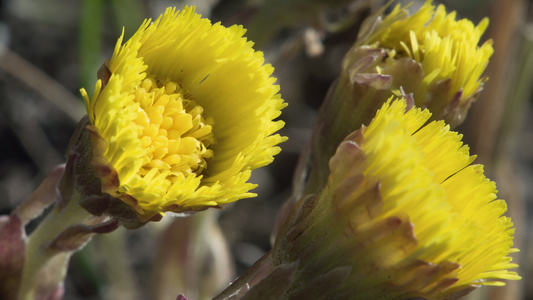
[354,0,493,126]
[75,6,286,223]
[266,98,519,300]
[306,0,493,192]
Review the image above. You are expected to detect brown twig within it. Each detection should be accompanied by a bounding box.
[461,1,529,299]
[0,44,84,123]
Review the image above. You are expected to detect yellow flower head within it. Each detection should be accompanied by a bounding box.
[306,1,494,189]
[358,99,519,292]
[272,98,519,299]
[364,0,493,104]
[80,6,286,220]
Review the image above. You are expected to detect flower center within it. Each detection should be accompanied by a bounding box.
[132,76,214,182]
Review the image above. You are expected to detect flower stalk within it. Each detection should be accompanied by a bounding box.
[18,190,87,300]
[13,155,118,300]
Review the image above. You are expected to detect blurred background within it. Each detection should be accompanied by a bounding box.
[0,0,531,299]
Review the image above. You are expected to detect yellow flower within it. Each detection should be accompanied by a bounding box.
[359,98,519,291]
[304,1,494,193]
[79,6,287,220]
[271,98,519,299]
[363,0,493,107]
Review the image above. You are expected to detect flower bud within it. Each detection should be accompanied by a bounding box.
[355,0,493,127]
[308,0,493,191]
[275,98,519,299]
[224,98,520,300]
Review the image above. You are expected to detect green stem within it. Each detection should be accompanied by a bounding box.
[80,0,103,89]
[18,191,92,300]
